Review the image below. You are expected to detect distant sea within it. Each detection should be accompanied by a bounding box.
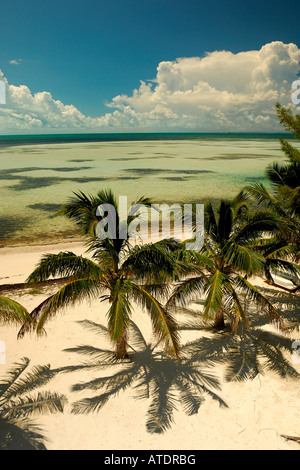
[0,132,294,147]
[0,132,296,245]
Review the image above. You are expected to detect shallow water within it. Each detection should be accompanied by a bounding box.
[0,138,289,243]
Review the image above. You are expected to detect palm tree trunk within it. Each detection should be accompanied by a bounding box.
[115,331,128,359]
[214,309,225,329]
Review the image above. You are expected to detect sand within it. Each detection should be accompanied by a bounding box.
[1,239,300,450]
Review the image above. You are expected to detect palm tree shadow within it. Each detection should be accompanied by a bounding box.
[59,320,228,434]
[0,418,46,450]
[0,357,66,450]
[255,285,300,329]
[190,285,300,331]
[177,305,300,382]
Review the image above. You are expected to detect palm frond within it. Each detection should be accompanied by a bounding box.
[226,287,250,332]
[266,162,300,189]
[225,242,265,276]
[167,275,207,308]
[217,200,234,243]
[242,183,283,213]
[59,190,115,236]
[258,239,298,259]
[33,278,103,335]
[233,210,281,244]
[17,296,55,338]
[121,238,183,283]
[26,252,103,284]
[106,279,132,342]
[128,282,180,359]
[279,138,300,163]
[235,275,284,328]
[265,258,300,282]
[204,199,219,241]
[0,297,33,326]
[203,270,227,321]
[275,103,300,137]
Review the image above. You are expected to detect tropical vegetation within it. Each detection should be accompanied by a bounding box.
[242,103,300,289]
[167,194,286,332]
[19,190,182,359]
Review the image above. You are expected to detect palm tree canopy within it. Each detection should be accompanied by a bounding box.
[168,196,285,331]
[24,190,181,359]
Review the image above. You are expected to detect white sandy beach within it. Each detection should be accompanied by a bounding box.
[1,240,300,450]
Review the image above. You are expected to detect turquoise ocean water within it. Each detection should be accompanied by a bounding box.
[0,132,295,244]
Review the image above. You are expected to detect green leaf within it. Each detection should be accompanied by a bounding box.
[129,282,180,359]
[34,279,103,334]
[26,252,103,284]
[0,297,33,326]
[203,270,227,320]
[107,279,132,342]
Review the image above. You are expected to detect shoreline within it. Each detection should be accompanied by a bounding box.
[0,237,87,286]
[0,234,298,292]
[0,233,84,251]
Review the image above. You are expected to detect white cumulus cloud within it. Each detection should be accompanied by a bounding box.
[0,41,299,133]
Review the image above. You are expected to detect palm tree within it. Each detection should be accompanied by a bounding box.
[242,104,300,287]
[0,357,66,450]
[167,195,284,332]
[242,183,300,286]
[21,190,181,360]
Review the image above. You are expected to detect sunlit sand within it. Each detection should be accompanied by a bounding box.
[0,239,300,450]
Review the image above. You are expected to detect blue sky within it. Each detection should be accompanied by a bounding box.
[0,0,300,132]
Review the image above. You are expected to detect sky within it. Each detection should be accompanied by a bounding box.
[0,0,300,133]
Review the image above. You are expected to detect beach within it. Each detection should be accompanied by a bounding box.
[1,238,300,450]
